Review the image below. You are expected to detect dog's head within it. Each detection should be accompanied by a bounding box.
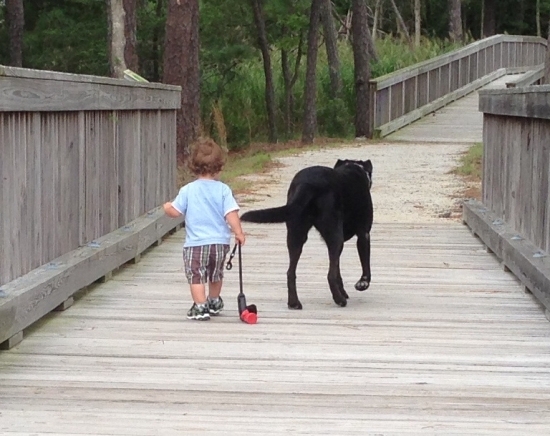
[334,159,373,189]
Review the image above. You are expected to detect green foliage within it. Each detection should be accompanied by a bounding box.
[2,0,549,149]
[137,0,166,81]
[23,0,108,74]
[201,35,459,148]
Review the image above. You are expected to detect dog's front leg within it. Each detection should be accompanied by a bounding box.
[327,261,347,307]
[355,232,371,291]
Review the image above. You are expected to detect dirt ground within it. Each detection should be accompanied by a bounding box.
[236,140,481,223]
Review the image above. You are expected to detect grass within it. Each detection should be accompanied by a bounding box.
[455,142,483,180]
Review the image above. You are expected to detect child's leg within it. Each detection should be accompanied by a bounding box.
[207,244,230,297]
[208,280,222,299]
[206,244,230,315]
[190,284,208,304]
[183,246,210,320]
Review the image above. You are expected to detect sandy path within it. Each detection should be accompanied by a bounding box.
[236,141,476,223]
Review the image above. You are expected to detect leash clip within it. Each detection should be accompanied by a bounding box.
[226,244,238,270]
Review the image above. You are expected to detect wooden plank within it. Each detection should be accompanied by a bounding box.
[378,68,507,137]
[463,199,550,312]
[0,64,180,91]
[479,84,550,119]
[0,76,181,112]
[1,221,550,434]
[0,208,183,345]
[506,65,544,88]
[117,111,142,226]
[0,115,6,285]
[371,35,546,89]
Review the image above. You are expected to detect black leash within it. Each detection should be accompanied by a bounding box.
[225,243,257,323]
[226,243,243,294]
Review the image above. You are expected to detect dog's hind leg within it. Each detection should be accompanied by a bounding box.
[355,232,371,291]
[286,219,312,310]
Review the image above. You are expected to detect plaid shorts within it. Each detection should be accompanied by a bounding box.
[183,244,230,285]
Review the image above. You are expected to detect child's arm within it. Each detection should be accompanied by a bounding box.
[226,210,245,245]
[163,202,183,218]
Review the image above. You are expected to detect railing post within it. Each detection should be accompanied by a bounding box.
[368,81,377,138]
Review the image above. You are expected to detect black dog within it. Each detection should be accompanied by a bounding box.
[240,159,373,309]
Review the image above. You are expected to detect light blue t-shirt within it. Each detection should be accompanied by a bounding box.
[171,179,239,247]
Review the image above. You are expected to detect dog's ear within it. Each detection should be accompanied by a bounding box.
[365,159,373,174]
[334,159,345,168]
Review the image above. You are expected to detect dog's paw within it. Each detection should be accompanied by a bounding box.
[288,300,303,310]
[333,296,347,307]
[354,279,370,291]
[342,289,349,299]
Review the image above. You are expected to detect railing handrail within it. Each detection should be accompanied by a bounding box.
[371,34,547,90]
[0,64,180,91]
[369,34,547,137]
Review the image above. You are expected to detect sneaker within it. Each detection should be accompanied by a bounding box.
[208,296,224,315]
[187,303,210,321]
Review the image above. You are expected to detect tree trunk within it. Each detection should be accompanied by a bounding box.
[151,0,163,81]
[537,0,541,37]
[123,0,138,71]
[282,32,303,136]
[448,0,462,43]
[251,0,277,143]
[545,20,550,84]
[107,0,128,78]
[414,0,421,48]
[301,0,323,145]
[6,0,24,67]
[482,0,496,37]
[351,0,371,138]
[321,0,343,99]
[389,0,410,44]
[163,0,201,162]
[372,0,382,43]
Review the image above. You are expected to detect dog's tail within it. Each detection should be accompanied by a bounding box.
[240,186,314,223]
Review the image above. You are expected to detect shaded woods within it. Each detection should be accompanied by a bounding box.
[2,0,550,155]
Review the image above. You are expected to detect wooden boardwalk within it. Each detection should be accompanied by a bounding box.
[1,222,550,434]
[387,75,517,144]
[2,80,550,435]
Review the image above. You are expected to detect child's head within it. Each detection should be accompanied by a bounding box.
[188,137,226,176]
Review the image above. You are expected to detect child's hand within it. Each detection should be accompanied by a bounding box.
[235,232,246,246]
[163,202,183,218]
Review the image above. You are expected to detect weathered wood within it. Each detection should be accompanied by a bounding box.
[1,222,550,433]
[370,34,547,136]
[480,85,550,119]
[97,271,114,284]
[0,331,23,350]
[0,65,180,112]
[54,297,74,312]
[0,208,184,345]
[463,200,550,313]
[377,68,507,137]
[506,64,544,87]
[0,77,179,288]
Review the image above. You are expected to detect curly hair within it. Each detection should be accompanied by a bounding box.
[188,137,226,176]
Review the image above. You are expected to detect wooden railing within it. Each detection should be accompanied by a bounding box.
[463,85,550,320]
[369,35,547,137]
[0,66,183,348]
